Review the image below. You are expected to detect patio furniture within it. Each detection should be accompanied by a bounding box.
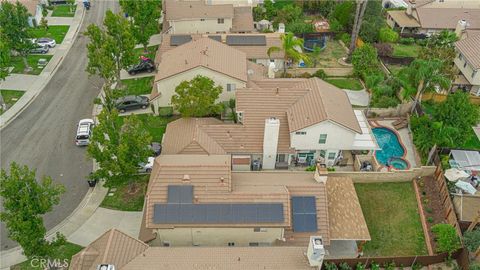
[444,168,470,182]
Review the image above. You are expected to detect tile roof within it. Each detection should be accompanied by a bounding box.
[155,37,248,82]
[287,78,362,133]
[386,10,420,28]
[416,8,480,30]
[456,34,480,69]
[69,229,148,270]
[232,6,254,32]
[122,246,313,270]
[326,177,371,241]
[164,0,234,20]
[6,0,39,15]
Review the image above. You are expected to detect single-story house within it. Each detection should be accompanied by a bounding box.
[161,78,378,169]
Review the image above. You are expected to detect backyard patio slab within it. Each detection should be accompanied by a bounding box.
[345,89,369,107]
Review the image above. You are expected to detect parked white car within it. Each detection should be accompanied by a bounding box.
[75,119,95,146]
[138,157,155,173]
[35,38,56,48]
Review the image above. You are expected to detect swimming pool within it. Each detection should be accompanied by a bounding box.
[372,127,409,169]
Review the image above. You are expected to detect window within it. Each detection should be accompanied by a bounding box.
[163,241,170,247]
[228,242,235,246]
[276,154,286,163]
[328,152,336,160]
[473,70,477,78]
[249,242,259,246]
[218,18,224,24]
[318,134,327,144]
[320,150,326,158]
[254,227,268,232]
[464,61,467,68]
[200,18,205,21]
[237,111,243,123]
[227,83,236,92]
[459,53,463,60]
[295,131,306,135]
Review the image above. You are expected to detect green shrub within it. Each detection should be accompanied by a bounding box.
[464,229,480,252]
[305,165,316,172]
[378,27,399,43]
[327,167,335,172]
[339,262,352,270]
[400,37,415,45]
[383,262,396,270]
[158,106,173,117]
[427,217,434,223]
[412,263,423,270]
[470,263,480,270]
[431,224,461,256]
[312,69,327,79]
[325,262,338,270]
[356,263,365,270]
[370,262,380,270]
[351,44,379,79]
[416,39,427,46]
[339,32,351,46]
[296,72,312,78]
[364,72,384,89]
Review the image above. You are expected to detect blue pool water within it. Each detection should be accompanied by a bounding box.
[372,127,407,169]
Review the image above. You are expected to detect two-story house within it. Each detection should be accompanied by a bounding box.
[150,37,266,110]
[454,31,480,95]
[7,0,44,27]
[161,78,378,170]
[162,0,254,34]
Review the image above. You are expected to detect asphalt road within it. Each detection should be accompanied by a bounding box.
[0,0,119,250]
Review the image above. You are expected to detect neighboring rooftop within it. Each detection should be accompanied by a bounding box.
[386,10,421,28]
[163,0,234,20]
[231,6,255,33]
[415,8,480,30]
[6,0,39,15]
[456,33,480,69]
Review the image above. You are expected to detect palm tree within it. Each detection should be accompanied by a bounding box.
[267,32,310,76]
[400,59,451,113]
[311,45,321,68]
[349,0,368,58]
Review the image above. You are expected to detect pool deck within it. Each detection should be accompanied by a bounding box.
[373,120,418,168]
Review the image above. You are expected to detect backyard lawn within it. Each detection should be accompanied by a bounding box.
[325,77,363,90]
[12,242,83,270]
[117,113,176,142]
[0,90,25,115]
[355,182,427,256]
[101,175,149,211]
[10,55,53,75]
[392,44,421,58]
[51,4,76,17]
[308,40,347,68]
[29,25,70,44]
[120,77,154,96]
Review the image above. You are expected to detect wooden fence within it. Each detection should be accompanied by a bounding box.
[422,92,480,105]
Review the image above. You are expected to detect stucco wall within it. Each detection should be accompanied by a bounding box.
[290,121,357,151]
[329,166,436,182]
[154,66,246,108]
[454,52,480,86]
[169,18,232,34]
[155,227,283,246]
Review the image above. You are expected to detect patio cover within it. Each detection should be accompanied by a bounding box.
[387,10,420,28]
[455,180,477,195]
[444,168,470,182]
[451,150,480,171]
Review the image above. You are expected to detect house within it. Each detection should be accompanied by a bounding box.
[158,33,285,71]
[150,37,266,110]
[386,1,480,34]
[453,30,480,95]
[7,0,44,27]
[162,0,254,34]
[139,155,370,253]
[161,78,378,169]
[70,229,325,270]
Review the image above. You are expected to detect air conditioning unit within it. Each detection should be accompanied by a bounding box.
[97,264,115,270]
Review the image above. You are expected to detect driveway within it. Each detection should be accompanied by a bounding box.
[0,0,120,250]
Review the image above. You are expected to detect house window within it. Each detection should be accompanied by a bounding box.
[249,242,259,246]
[237,111,243,123]
[320,150,326,158]
[276,154,286,163]
[200,18,205,21]
[459,53,463,60]
[163,241,170,247]
[464,61,467,68]
[227,83,236,92]
[328,152,336,160]
[218,18,224,24]
[295,131,306,135]
[318,134,327,144]
[254,227,267,232]
[228,242,235,246]
[473,70,477,78]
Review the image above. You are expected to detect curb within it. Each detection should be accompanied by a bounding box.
[0,1,86,130]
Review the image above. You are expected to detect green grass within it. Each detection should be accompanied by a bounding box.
[101,175,149,211]
[308,40,347,68]
[0,90,25,114]
[325,77,363,90]
[462,128,480,150]
[10,55,53,75]
[29,25,70,44]
[133,45,158,62]
[118,114,176,142]
[120,77,154,96]
[12,242,83,270]
[355,182,427,256]
[51,4,76,17]
[392,43,421,58]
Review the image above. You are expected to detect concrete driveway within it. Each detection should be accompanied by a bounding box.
[0,0,120,250]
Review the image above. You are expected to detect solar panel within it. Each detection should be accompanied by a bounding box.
[153,203,284,224]
[167,185,193,204]
[291,196,318,232]
[226,35,266,46]
[170,35,192,46]
[208,35,222,42]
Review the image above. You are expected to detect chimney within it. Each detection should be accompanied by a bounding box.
[314,165,328,184]
[455,19,467,38]
[307,236,326,267]
[262,117,280,170]
[406,4,413,16]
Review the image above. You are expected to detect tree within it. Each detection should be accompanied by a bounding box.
[351,44,379,78]
[85,10,136,87]
[273,4,302,26]
[431,224,461,257]
[0,36,10,81]
[285,20,314,34]
[359,0,383,43]
[0,1,34,72]
[87,108,151,189]
[120,0,161,52]
[171,75,222,117]
[66,0,75,13]
[268,32,310,75]
[349,0,368,56]
[310,45,322,67]
[419,30,458,81]
[0,163,65,259]
[378,27,399,43]
[464,229,480,252]
[227,98,237,123]
[328,1,355,32]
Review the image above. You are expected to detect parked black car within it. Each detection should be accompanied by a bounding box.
[127,60,155,75]
[115,95,149,113]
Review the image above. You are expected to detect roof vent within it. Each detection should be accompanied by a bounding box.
[97,265,115,270]
[183,174,190,181]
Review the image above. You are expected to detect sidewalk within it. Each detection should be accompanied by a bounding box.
[0,1,85,129]
[134,33,162,49]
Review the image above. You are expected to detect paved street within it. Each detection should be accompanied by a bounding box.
[0,0,119,250]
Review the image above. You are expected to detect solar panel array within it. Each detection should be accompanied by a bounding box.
[167,185,193,204]
[170,35,192,46]
[291,196,318,232]
[208,35,222,42]
[226,35,266,46]
[153,203,284,224]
